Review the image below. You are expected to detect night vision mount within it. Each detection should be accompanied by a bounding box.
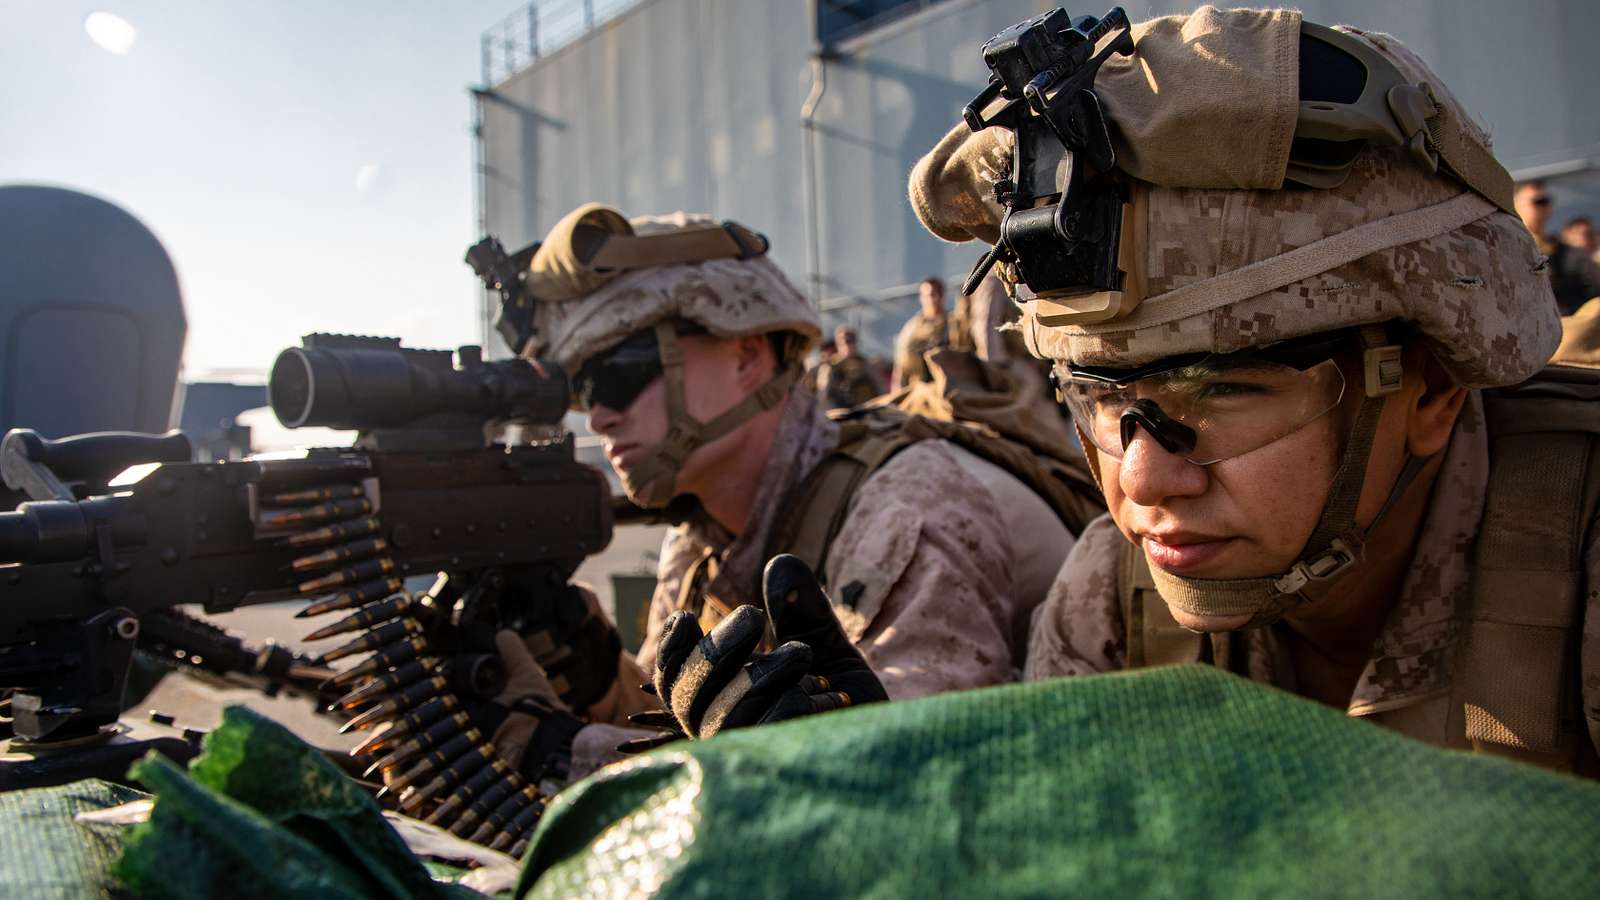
[960,7,1135,317]
[465,236,542,358]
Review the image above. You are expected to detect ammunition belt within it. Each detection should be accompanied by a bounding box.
[268,480,548,858]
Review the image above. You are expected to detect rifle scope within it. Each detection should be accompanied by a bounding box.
[269,334,568,431]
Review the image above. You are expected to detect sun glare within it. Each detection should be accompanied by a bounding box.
[84,11,137,56]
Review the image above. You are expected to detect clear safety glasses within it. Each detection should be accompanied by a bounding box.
[1056,333,1355,466]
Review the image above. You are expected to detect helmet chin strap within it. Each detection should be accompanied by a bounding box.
[619,322,800,509]
[1142,325,1424,628]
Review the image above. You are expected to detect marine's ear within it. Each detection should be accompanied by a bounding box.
[734,333,777,391]
[1404,343,1468,457]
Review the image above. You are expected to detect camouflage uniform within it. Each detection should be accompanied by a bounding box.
[635,385,1072,699]
[817,354,880,408]
[893,312,948,386]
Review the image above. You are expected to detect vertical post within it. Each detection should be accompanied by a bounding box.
[480,34,491,85]
[471,90,491,350]
[528,2,540,59]
[584,0,595,30]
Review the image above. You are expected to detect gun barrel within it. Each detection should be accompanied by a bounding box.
[268,336,569,431]
[0,497,137,565]
[0,509,32,562]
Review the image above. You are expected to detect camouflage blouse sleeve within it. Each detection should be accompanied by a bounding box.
[822,441,1021,699]
[1023,514,1128,679]
[632,525,701,676]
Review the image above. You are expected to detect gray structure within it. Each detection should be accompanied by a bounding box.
[0,185,186,438]
[175,382,269,461]
[477,0,1600,355]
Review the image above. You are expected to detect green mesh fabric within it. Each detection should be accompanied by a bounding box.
[115,706,485,900]
[516,665,1600,898]
[0,708,499,898]
[0,779,144,899]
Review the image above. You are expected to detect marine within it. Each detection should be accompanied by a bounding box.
[908,7,1600,773]
[891,276,950,389]
[493,203,1090,758]
[814,325,880,408]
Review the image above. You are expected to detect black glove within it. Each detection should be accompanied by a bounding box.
[648,554,888,740]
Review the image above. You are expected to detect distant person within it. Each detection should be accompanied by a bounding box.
[1563,215,1600,263]
[816,325,879,409]
[800,338,837,395]
[892,276,949,389]
[1515,181,1600,314]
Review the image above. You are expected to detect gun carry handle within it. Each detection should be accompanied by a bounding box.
[2,429,192,500]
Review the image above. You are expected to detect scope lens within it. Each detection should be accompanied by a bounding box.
[268,349,315,428]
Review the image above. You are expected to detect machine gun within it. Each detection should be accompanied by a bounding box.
[1,334,615,854]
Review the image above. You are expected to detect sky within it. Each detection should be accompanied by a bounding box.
[0,1,526,380]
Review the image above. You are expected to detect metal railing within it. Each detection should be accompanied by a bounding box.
[481,0,646,85]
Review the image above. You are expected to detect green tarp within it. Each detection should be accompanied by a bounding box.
[0,779,143,900]
[6,666,1600,898]
[116,706,484,899]
[518,665,1600,898]
[0,708,490,899]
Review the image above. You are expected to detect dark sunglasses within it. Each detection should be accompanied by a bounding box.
[573,329,665,412]
[1532,195,1553,208]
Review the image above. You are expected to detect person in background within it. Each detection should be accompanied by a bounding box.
[1562,215,1600,264]
[816,325,880,409]
[1515,180,1600,314]
[891,276,949,389]
[800,337,837,395]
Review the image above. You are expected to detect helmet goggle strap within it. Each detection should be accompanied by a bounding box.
[619,322,800,508]
[1137,325,1422,628]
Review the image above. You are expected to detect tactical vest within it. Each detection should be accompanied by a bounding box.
[1117,364,1600,773]
[675,352,1106,632]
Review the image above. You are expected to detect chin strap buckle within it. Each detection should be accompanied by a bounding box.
[1274,537,1360,596]
[1363,345,1404,397]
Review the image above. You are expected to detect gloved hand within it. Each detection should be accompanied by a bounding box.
[484,630,587,785]
[649,554,888,740]
[517,583,624,712]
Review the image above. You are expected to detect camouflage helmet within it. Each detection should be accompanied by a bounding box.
[908,7,1560,629]
[909,11,1559,390]
[522,203,819,508]
[524,203,820,375]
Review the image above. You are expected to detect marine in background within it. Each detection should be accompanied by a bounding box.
[1515,180,1600,315]
[912,7,1599,773]
[495,203,1088,763]
[815,325,881,409]
[891,276,950,389]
